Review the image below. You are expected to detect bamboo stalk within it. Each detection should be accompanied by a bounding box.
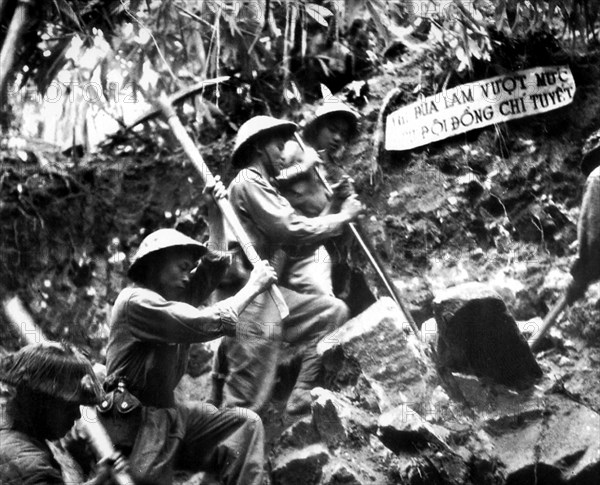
[0,0,36,108]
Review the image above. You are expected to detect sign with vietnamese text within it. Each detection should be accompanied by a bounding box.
[385,66,576,151]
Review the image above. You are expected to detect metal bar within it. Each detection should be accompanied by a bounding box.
[294,133,420,338]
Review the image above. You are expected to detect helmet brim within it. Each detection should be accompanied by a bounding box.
[303,110,359,144]
[231,123,297,168]
[127,244,206,283]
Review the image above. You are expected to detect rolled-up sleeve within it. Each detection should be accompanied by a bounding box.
[233,171,345,245]
[125,288,238,343]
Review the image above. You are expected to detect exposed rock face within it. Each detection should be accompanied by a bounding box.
[311,388,376,447]
[483,394,600,485]
[432,282,542,387]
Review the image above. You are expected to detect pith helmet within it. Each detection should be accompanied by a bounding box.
[128,228,206,282]
[581,128,600,176]
[0,342,103,405]
[231,116,298,167]
[304,101,360,143]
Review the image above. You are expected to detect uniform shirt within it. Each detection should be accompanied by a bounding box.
[0,428,63,484]
[570,165,600,289]
[277,151,348,217]
[228,167,347,263]
[279,166,330,217]
[105,255,237,408]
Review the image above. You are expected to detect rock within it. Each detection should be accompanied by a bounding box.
[433,282,542,387]
[483,395,600,484]
[318,297,435,408]
[377,404,448,453]
[310,388,376,448]
[388,450,470,485]
[321,460,364,485]
[271,444,330,485]
[276,415,320,451]
[338,373,388,413]
[448,372,545,416]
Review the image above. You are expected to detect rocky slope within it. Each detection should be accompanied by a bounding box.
[1,36,600,485]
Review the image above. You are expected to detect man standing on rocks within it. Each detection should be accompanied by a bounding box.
[215,116,362,415]
[104,179,277,484]
[566,129,600,304]
[277,101,361,297]
[0,342,115,484]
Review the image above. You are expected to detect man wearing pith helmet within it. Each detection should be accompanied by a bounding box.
[215,115,363,415]
[277,100,361,298]
[0,342,107,484]
[566,128,600,304]
[104,182,277,484]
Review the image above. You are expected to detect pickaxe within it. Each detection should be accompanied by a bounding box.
[157,94,289,320]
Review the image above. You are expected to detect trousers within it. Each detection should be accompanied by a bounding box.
[107,402,264,485]
[217,285,349,413]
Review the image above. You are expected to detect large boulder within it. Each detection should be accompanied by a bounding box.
[432,282,542,387]
[317,297,437,409]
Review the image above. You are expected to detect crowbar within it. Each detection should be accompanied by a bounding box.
[293,133,420,338]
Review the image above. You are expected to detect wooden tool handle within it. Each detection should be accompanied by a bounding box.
[159,95,289,319]
[530,294,568,351]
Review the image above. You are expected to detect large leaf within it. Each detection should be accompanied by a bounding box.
[305,3,333,27]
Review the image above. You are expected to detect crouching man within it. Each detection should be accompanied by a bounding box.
[103,181,277,484]
[0,342,113,484]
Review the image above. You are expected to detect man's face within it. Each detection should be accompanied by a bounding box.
[259,135,287,177]
[314,116,351,154]
[156,250,196,300]
[41,396,82,440]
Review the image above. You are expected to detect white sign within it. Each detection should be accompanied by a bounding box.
[385,66,576,151]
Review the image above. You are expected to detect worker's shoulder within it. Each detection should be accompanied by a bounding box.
[0,430,62,483]
[114,285,163,310]
[229,167,268,190]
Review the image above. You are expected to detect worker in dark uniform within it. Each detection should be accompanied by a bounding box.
[0,342,113,484]
[103,179,277,484]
